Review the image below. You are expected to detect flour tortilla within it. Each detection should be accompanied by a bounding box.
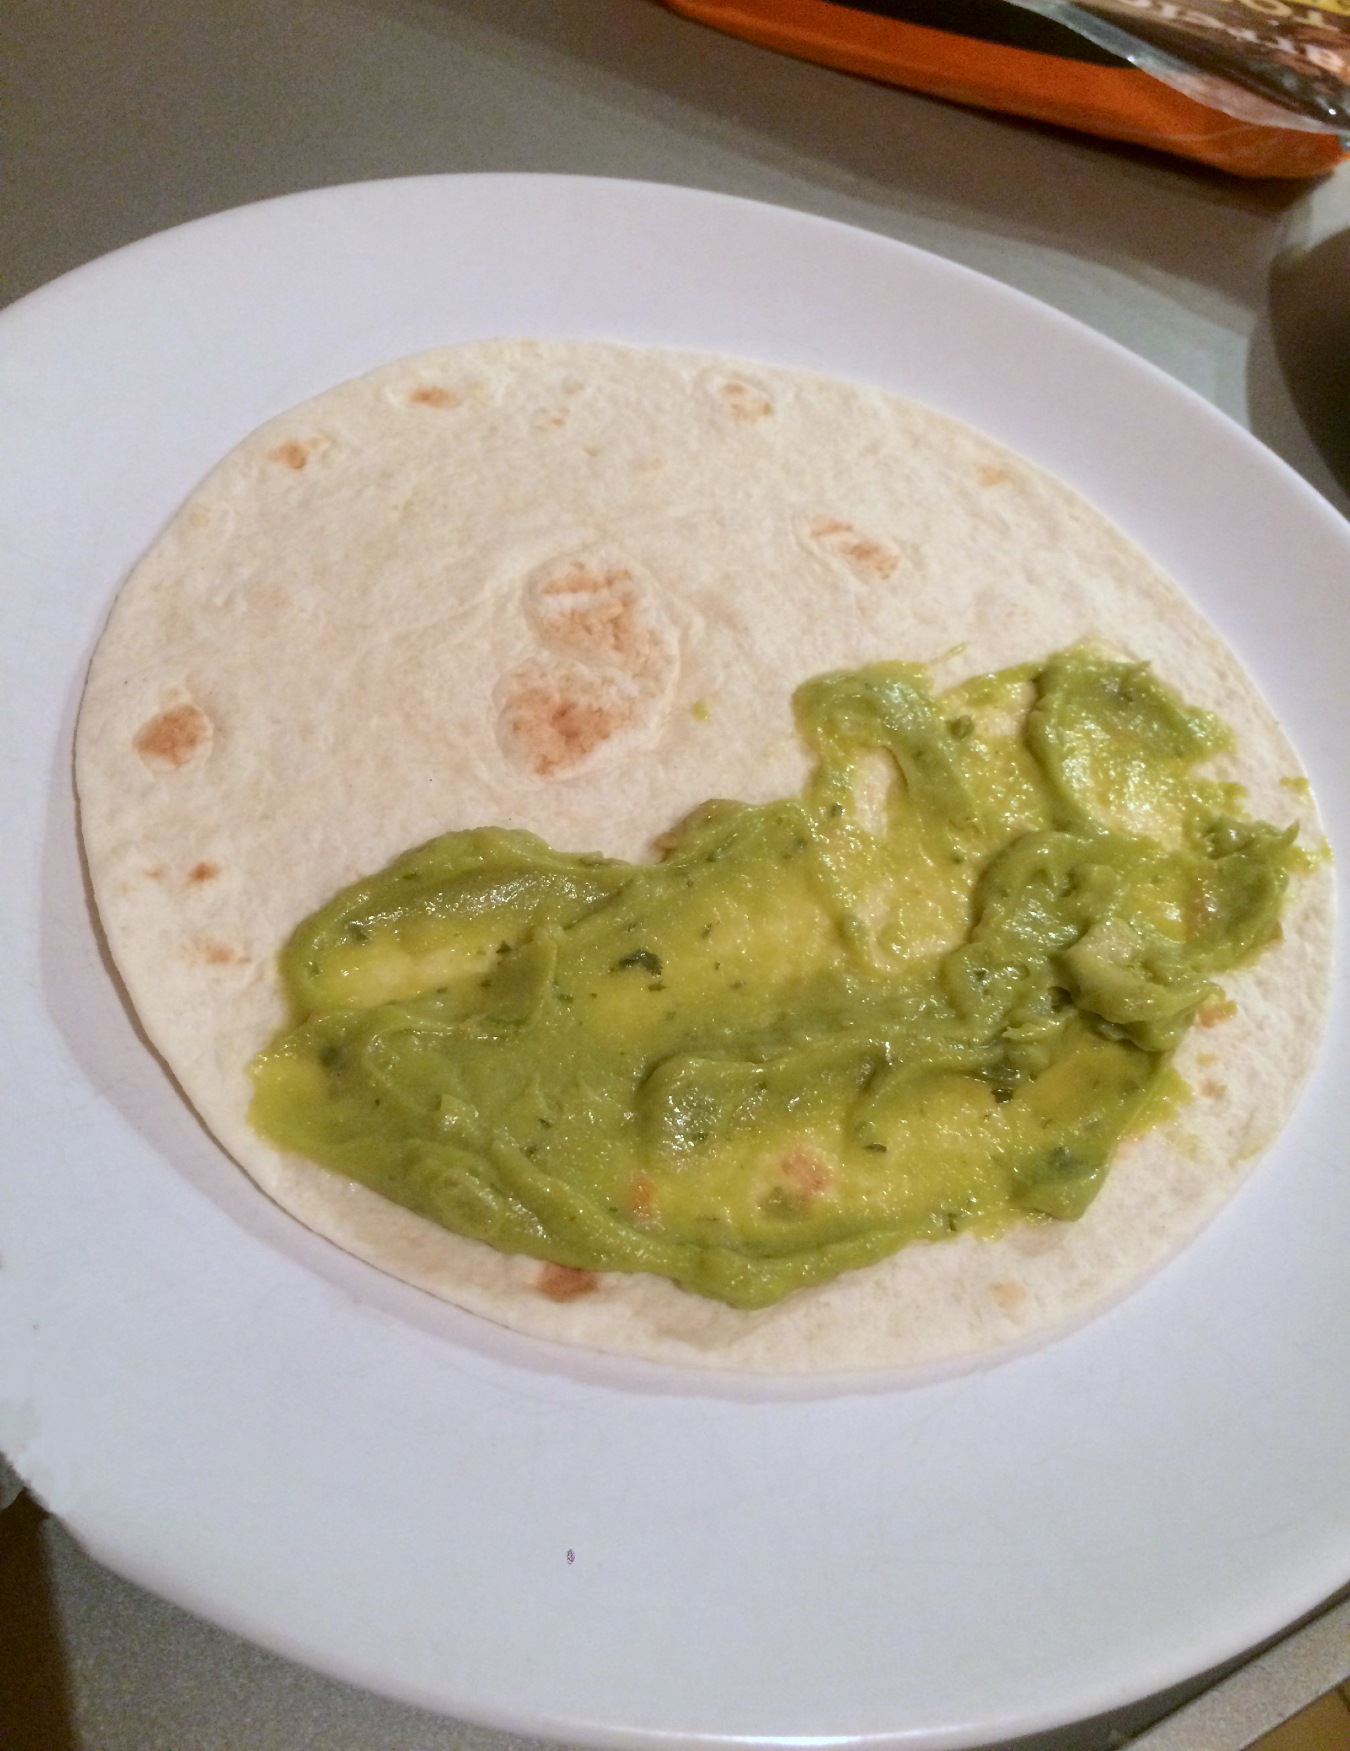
[75,339,1332,1373]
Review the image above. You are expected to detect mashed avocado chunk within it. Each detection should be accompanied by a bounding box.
[250,649,1300,1309]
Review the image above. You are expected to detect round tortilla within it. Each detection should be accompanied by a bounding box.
[75,339,1332,1374]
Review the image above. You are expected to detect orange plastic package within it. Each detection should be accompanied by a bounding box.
[658,0,1347,176]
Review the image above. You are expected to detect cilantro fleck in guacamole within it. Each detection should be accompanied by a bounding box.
[249,649,1300,1309]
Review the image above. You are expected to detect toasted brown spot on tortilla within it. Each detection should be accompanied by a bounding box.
[978,465,1012,487]
[843,539,898,581]
[187,860,219,884]
[1200,1079,1227,1098]
[144,865,164,881]
[408,385,460,408]
[532,408,568,431]
[268,440,312,470]
[721,379,774,422]
[810,518,900,583]
[536,563,657,675]
[780,1147,832,1202]
[990,1279,1027,1312]
[193,937,248,966]
[134,703,211,770]
[498,665,633,776]
[538,1263,600,1302]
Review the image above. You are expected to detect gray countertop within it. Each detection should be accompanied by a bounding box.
[4,2,1349,1745]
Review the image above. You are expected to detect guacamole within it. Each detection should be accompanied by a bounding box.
[250,650,1300,1309]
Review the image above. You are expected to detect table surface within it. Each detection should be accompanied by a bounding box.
[4,2,1349,1745]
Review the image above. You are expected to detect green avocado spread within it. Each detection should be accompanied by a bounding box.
[249,649,1301,1309]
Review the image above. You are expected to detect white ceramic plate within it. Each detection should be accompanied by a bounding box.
[2,175,1348,1749]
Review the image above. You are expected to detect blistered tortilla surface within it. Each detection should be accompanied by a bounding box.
[76,340,1332,1373]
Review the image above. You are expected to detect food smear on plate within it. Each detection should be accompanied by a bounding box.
[75,338,1333,1371]
[250,649,1304,1309]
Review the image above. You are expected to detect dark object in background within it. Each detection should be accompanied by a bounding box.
[1271,225,1350,492]
[659,0,1346,174]
[0,1491,78,1749]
